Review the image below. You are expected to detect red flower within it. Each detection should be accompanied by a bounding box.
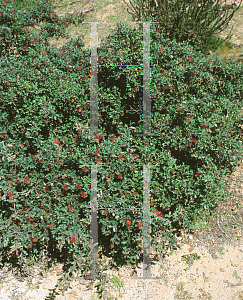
[45,186,49,191]
[57,160,63,165]
[125,218,132,229]
[151,208,157,214]
[157,211,164,218]
[217,140,221,146]
[137,221,142,230]
[131,46,134,50]
[104,210,108,216]
[188,56,193,61]
[43,51,47,55]
[63,184,69,191]
[160,46,163,51]
[192,138,198,144]
[133,87,137,92]
[110,242,114,249]
[82,220,89,228]
[0,132,7,137]
[81,191,87,198]
[150,198,154,206]
[186,87,190,92]
[195,171,200,177]
[76,183,81,190]
[118,172,124,179]
[239,131,242,135]
[67,204,73,212]
[96,158,102,163]
[119,155,125,161]
[125,192,130,197]
[70,236,78,243]
[24,177,30,184]
[169,171,174,177]
[7,191,13,199]
[213,76,216,80]
[53,139,60,146]
[166,149,171,155]
[8,180,13,186]
[133,154,138,158]
[82,166,88,172]
[30,236,38,243]
[26,216,32,222]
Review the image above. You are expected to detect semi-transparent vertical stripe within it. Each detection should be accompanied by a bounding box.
[90,22,99,280]
[143,22,151,137]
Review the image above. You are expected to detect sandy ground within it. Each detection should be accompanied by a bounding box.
[0,230,243,300]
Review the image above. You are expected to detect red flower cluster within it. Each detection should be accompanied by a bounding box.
[81,191,88,198]
[70,236,78,243]
[47,224,53,230]
[137,221,142,230]
[151,209,164,218]
[125,218,132,229]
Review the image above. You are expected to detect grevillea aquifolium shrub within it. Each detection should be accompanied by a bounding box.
[1,0,243,295]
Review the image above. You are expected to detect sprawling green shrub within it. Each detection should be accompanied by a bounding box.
[0,0,243,296]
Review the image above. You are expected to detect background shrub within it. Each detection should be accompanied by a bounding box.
[123,0,243,56]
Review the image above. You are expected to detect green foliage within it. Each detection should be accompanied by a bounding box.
[0,0,243,297]
[123,0,243,56]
